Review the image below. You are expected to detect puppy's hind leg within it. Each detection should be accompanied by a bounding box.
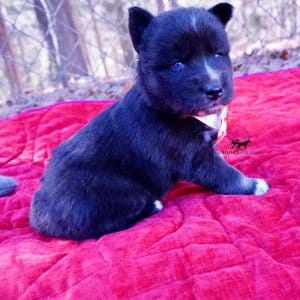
[154,200,163,212]
[102,199,164,236]
[135,200,163,221]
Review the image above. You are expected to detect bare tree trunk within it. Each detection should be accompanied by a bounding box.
[241,0,247,28]
[169,0,179,9]
[102,1,136,69]
[0,5,21,98]
[156,0,165,12]
[87,0,109,77]
[292,0,297,37]
[71,1,92,73]
[279,0,285,38]
[15,34,27,82]
[45,0,89,86]
[33,0,58,81]
[116,3,135,68]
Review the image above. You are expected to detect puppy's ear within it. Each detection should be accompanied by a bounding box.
[208,2,233,27]
[128,6,154,53]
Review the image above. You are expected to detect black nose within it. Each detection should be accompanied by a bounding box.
[205,85,223,101]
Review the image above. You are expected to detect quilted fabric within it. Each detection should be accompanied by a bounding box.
[0,69,299,299]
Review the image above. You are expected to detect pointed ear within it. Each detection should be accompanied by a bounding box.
[208,2,233,27]
[128,7,154,53]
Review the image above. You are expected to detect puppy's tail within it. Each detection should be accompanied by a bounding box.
[0,175,18,197]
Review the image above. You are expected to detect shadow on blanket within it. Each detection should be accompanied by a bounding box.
[0,68,299,299]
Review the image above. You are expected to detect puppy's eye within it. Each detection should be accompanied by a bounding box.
[215,52,224,59]
[171,61,184,71]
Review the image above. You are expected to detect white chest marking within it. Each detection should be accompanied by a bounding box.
[191,15,197,30]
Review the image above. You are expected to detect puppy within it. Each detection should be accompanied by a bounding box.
[30,3,269,240]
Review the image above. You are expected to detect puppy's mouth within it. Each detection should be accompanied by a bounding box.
[194,105,225,117]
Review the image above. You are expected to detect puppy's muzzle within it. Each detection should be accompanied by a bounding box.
[205,84,223,101]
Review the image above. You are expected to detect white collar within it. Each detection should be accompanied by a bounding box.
[192,106,228,142]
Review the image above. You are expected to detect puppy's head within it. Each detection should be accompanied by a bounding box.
[129,3,234,116]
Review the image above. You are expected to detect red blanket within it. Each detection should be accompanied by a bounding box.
[0,69,299,299]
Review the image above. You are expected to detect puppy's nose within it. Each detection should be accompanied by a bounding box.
[205,84,223,101]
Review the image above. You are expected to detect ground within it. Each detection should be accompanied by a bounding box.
[0,46,299,119]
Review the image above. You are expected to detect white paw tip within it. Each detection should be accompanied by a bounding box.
[254,179,269,195]
[154,200,163,211]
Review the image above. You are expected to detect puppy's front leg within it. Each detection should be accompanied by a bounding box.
[188,151,269,195]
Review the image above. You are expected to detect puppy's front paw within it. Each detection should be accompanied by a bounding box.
[254,179,269,195]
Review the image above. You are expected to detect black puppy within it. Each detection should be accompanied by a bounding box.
[30,3,269,240]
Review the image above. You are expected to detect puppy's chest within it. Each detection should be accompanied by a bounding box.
[202,129,218,144]
[162,126,217,163]
[177,121,217,148]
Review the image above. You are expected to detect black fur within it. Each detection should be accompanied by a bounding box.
[208,3,233,26]
[0,175,18,197]
[30,3,268,240]
[129,7,153,53]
